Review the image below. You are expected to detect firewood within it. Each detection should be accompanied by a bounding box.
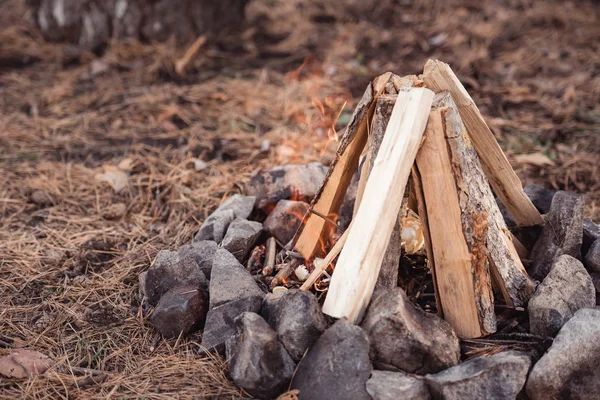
[292,73,392,261]
[422,60,543,227]
[175,35,207,76]
[322,87,435,323]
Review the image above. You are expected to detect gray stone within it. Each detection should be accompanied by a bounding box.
[263,200,309,246]
[141,250,208,306]
[221,218,263,262]
[366,370,431,400]
[526,308,600,400]
[338,172,358,231]
[217,194,256,220]
[209,249,264,310]
[425,351,531,400]
[529,191,584,281]
[194,209,235,244]
[178,240,218,279]
[226,313,295,399]
[261,290,328,361]
[361,288,460,374]
[291,319,372,400]
[591,273,600,306]
[584,239,600,273]
[247,163,327,212]
[583,218,600,255]
[151,285,208,339]
[201,296,263,353]
[528,255,595,337]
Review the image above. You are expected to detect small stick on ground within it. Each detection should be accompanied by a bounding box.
[175,35,207,76]
[270,259,301,288]
[262,237,277,276]
[300,226,350,291]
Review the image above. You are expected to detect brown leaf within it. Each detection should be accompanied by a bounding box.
[276,389,300,400]
[0,350,55,379]
[513,152,555,167]
[95,165,129,193]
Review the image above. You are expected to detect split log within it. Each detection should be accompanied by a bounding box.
[422,60,543,228]
[322,87,435,323]
[292,73,392,261]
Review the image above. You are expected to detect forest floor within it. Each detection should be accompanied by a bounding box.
[1,0,598,398]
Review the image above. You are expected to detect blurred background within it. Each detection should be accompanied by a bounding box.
[0,0,598,397]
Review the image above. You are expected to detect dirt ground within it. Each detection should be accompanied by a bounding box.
[1,0,598,398]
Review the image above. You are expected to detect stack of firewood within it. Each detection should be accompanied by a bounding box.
[292,60,544,339]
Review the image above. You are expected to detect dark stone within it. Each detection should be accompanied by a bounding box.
[178,240,217,279]
[425,351,531,400]
[194,209,235,244]
[141,250,208,306]
[529,191,584,281]
[201,296,263,353]
[583,218,600,255]
[338,172,359,231]
[591,273,600,306]
[291,319,372,400]
[208,248,264,309]
[151,285,208,339]
[584,239,600,273]
[528,255,595,337]
[526,308,600,400]
[263,200,309,246]
[221,218,262,262]
[226,313,295,399]
[361,289,460,374]
[261,289,328,361]
[247,163,327,213]
[366,370,431,400]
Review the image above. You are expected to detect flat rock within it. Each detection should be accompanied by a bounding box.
[178,240,218,279]
[141,250,208,306]
[209,248,264,309]
[263,200,309,245]
[526,308,600,399]
[584,239,600,273]
[247,163,327,212]
[528,254,595,337]
[221,218,263,262]
[261,289,328,361]
[291,319,372,400]
[529,191,584,281]
[194,209,235,244]
[583,218,600,255]
[361,288,460,374]
[366,370,431,400]
[425,351,531,400]
[201,296,263,353]
[217,194,256,220]
[226,312,295,399]
[151,285,208,339]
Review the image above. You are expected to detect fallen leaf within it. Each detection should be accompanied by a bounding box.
[276,389,300,400]
[513,153,555,167]
[117,158,134,171]
[95,165,129,193]
[0,350,55,379]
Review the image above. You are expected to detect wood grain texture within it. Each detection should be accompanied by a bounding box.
[422,60,543,228]
[322,87,434,323]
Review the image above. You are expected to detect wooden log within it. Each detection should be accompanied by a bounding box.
[292,73,392,261]
[322,87,434,323]
[422,60,543,228]
[415,107,495,338]
[433,92,535,307]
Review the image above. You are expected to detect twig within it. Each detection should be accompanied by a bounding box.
[300,226,350,290]
[309,208,338,229]
[270,259,301,288]
[262,237,276,276]
[175,35,207,76]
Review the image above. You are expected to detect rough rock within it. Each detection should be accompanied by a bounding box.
[141,250,208,306]
[528,255,595,337]
[194,209,235,244]
[247,163,327,213]
[209,249,264,309]
[529,191,584,281]
[225,313,295,399]
[178,240,218,279]
[361,288,460,374]
[263,200,309,245]
[591,273,600,306]
[217,194,256,220]
[150,285,208,339]
[583,218,600,254]
[201,296,263,352]
[261,289,328,361]
[221,218,263,262]
[425,351,531,400]
[291,319,372,400]
[497,184,555,228]
[526,308,600,399]
[584,239,600,273]
[366,370,431,400]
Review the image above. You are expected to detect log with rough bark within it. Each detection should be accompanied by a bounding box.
[322,87,434,323]
[422,60,543,228]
